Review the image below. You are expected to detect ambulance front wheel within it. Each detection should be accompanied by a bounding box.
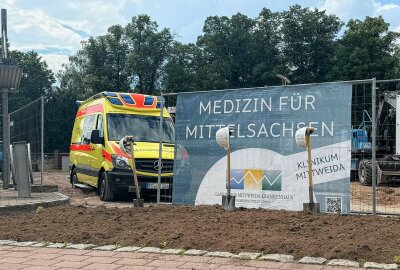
[99,171,114,201]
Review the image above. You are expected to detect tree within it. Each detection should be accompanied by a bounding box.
[163,42,202,93]
[252,8,285,86]
[125,15,174,95]
[9,51,55,112]
[329,16,400,80]
[196,13,258,90]
[83,25,130,92]
[281,5,343,83]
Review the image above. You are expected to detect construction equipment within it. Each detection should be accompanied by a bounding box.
[358,91,400,185]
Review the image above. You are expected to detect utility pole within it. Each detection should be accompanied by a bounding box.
[0,8,22,189]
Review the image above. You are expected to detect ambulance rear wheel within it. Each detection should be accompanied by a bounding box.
[71,167,79,188]
[99,171,114,201]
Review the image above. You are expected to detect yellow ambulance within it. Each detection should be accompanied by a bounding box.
[69,92,175,201]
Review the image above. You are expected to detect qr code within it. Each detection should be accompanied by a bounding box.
[326,197,342,213]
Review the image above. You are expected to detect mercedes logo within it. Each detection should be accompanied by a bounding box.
[153,160,163,171]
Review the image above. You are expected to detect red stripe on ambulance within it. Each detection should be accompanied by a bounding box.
[70,144,92,151]
[76,104,103,118]
[102,149,112,162]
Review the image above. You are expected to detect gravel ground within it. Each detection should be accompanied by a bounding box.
[43,171,135,208]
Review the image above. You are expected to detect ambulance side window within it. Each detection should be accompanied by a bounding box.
[96,114,104,138]
[81,115,96,144]
[71,118,83,144]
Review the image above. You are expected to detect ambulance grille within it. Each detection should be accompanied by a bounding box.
[134,159,174,173]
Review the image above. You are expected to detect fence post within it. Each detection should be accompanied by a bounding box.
[371,78,377,215]
[2,90,10,189]
[40,96,44,186]
[54,150,59,170]
[157,95,164,204]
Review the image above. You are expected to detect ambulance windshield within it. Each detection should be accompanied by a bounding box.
[107,114,175,143]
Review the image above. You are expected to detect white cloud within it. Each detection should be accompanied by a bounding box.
[321,0,377,21]
[3,1,129,76]
[321,0,400,32]
[376,3,399,12]
[1,0,399,77]
[39,53,69,75]
[8,8,82,52]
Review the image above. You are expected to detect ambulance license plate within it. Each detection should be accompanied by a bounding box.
[145,183,169,189]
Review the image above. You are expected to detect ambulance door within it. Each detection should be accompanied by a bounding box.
[89,114,105,187]
[78,114,96,184]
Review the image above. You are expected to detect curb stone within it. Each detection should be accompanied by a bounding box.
[8,241,37,247]
[235,252,262,260]
[159,248,184,254]
[298,256,327,265]
[0,240,17,245]
[184,249,208,256]
[328,259,360,268]
[46,243,65,248]
[93,245,119,251]
[66,244,96,250]
[0,239,398,269]
[137,247,163,253]
[30,242,48,247]
[114,246,141,252]
[205,251,234,258]
[260,254,294,263]
[363,262,398,269]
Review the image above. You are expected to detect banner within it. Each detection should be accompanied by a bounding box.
[173,83,352,213]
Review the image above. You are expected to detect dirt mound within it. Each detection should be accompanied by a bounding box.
[1,205,399,264]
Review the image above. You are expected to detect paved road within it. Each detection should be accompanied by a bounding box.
[0,245,361,270]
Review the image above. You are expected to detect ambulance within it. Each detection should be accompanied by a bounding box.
[69,92,175,201]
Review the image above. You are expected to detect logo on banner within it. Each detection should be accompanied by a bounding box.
[229,169,282,191]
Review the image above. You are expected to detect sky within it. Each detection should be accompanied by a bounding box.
[1,0,400,75]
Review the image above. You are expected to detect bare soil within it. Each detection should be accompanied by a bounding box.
[1,204,400,264]
[9,171,396,264]
[44,171,400,213]
[351,182,400,214]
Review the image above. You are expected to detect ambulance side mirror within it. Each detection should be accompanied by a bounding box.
[90,130,103,145]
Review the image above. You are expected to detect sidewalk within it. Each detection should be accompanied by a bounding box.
[0,245,362,270]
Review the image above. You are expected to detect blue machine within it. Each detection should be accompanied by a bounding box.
[352,129,372,152]
[351,129,372,171]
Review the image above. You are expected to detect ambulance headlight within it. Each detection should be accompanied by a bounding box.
[112,155,131,170]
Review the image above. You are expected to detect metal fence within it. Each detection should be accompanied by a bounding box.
[350,79,400,215]
[9,96,44,186]
[162,78,400,215]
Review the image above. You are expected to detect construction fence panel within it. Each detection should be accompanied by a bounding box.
[163,79,400,215]
[165,82,352,213]
[9,96,44,186]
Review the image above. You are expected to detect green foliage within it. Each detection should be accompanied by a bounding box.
[252,8,285,86]
[394,255,400,264]
[125,15,174,95]
[163,42,202,93]
[281,5,343,83]
[9,7,400,152]
[329,16,400,80]
[196,13,258,89]
[159,240,168,249]
[9,51,55,112]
